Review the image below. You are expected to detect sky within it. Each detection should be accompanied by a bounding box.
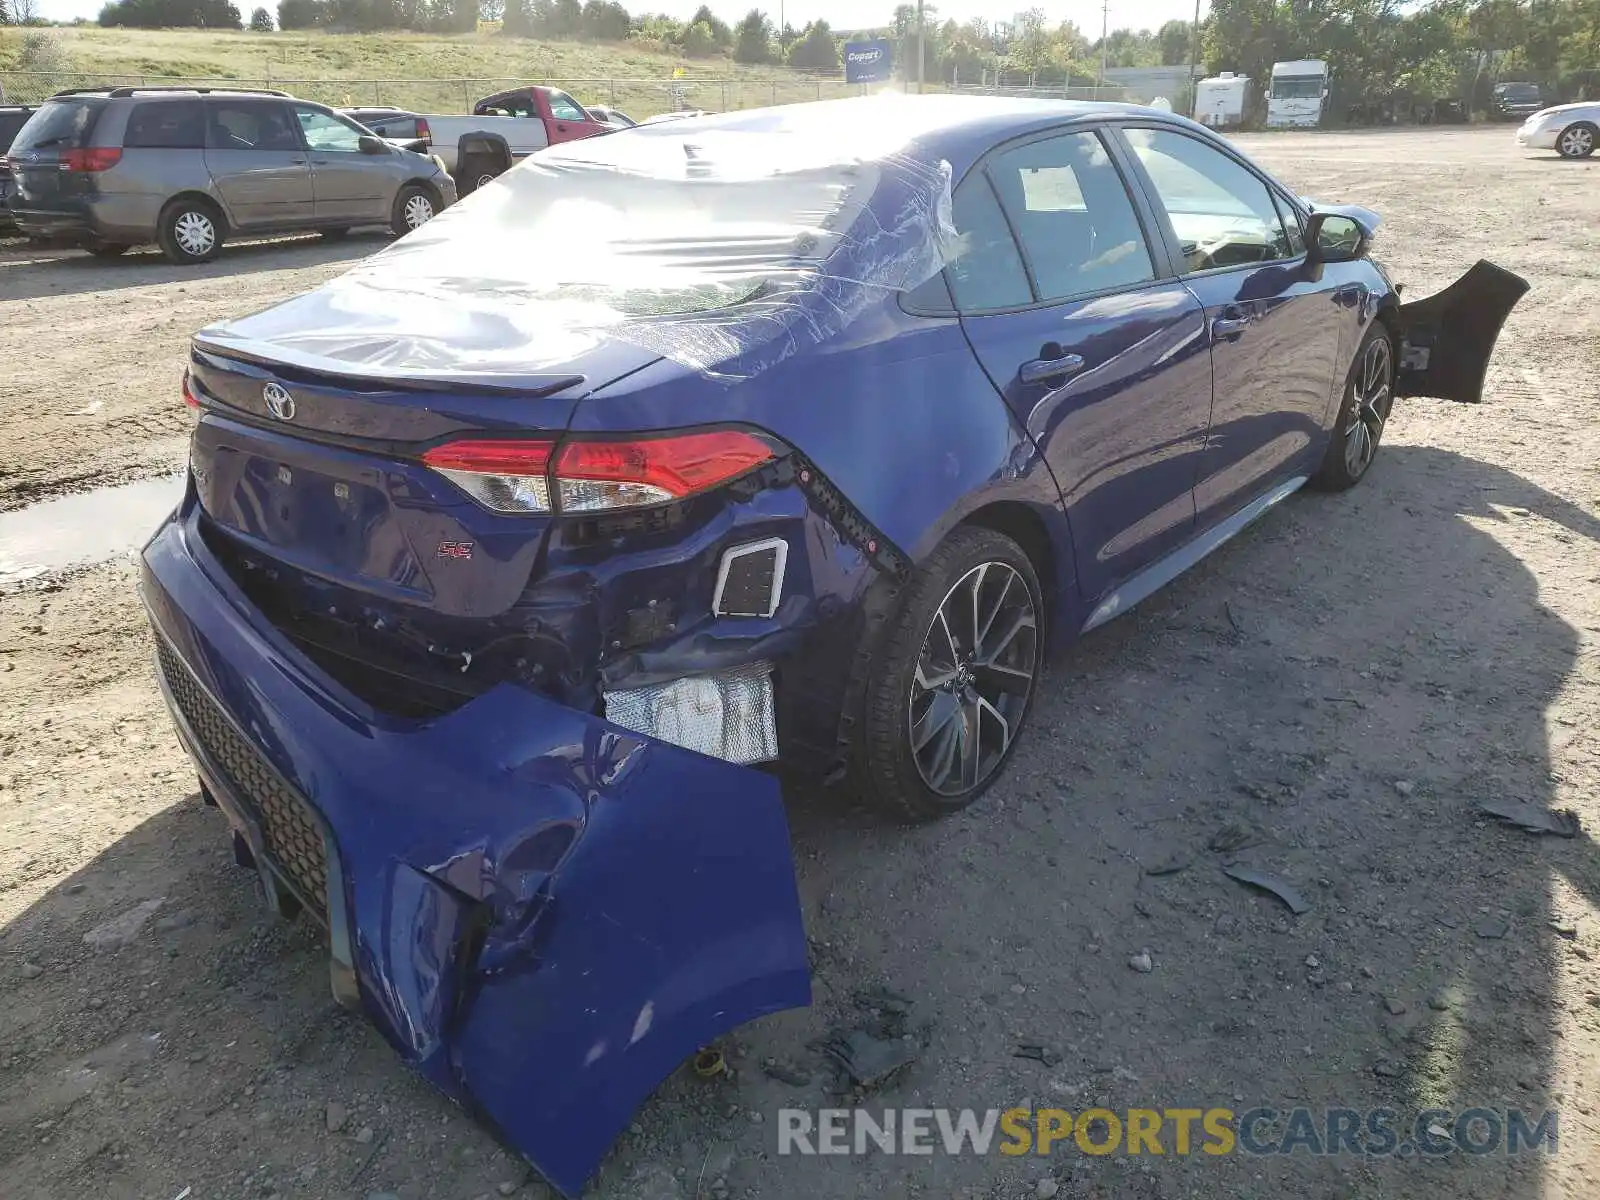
[32,0,1210,37]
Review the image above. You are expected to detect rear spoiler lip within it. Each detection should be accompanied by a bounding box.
[192,334,588,398]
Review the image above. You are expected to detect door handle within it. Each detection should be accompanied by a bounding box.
[1212,311,1251,340]
[1019,353,1086,385]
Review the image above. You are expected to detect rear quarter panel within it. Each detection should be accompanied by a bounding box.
[575,296,1070,590]
[94,146,215,238]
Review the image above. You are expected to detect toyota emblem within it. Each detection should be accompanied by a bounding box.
[262,382,296,421]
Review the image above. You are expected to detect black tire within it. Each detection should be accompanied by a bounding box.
[1557,122,1597,159]
[1311,323,1395,492]
[390,184,437,237]
[156,198,223,265]
[88,242,129,258]
[319,226,352,240]
[857,526,1044,822]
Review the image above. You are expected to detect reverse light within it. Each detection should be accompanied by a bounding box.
[60,147,122,173]
[421,431,776,515]
[422,439,555,514]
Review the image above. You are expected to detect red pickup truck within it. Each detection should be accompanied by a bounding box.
[418,85,613,189]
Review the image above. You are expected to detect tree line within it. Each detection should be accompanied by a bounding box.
[9,0,1592,106]
[1202,0,1600,108]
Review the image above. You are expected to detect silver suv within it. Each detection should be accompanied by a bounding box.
[5,86,456,264]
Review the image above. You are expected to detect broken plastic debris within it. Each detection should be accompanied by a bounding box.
[1222,866,1310,915]
[1207,821,1262,853]
[1476,798,1579,837]
[818,1030,919,1090]
[1014,1043,1064,1067]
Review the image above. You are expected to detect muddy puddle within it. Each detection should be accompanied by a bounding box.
[0,474,184,584]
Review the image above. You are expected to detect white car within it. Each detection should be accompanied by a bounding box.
[1516,102,1599,158]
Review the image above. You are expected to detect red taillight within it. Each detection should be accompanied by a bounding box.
[421,432,776,515]
[422,439,554,475]
[556,432,774,503]
[414,117,431,141]
[60,147,122,173]
[181,371,200,409]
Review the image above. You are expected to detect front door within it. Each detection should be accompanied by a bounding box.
[293,104,389,224]
[1117,125,1349,528]
[953,127,1214,608]
[203,99,313,228]
[544,89,607,144]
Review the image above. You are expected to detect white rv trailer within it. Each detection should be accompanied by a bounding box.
[1194,72,1250,129]
[1267,59,1331,128]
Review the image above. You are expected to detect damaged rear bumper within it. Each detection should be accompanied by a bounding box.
[141,490,810,1197]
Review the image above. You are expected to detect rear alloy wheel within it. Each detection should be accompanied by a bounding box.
[859,527,1042,822]
[391,185,436,237]
[1312,324,1394,491]
[157,200,222,265]
[1558,122,1597,159]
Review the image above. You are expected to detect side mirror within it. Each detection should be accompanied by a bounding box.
[358,134,388,155]
[1306,211,1372,264]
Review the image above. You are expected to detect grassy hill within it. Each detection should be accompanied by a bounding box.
[0,27,852,114]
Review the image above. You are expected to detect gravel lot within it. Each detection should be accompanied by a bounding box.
[2,126,1598,1200]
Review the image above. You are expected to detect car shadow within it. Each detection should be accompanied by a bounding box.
[1,446,1595,1199]
[0,230,389,302]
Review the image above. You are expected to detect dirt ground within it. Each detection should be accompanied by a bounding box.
[2,125,1598,1200]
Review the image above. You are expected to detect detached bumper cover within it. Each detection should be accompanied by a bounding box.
[141,493,810,1198]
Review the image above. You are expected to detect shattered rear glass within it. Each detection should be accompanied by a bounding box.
[202,104,960,383]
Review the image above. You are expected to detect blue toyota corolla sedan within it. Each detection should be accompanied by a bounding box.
[141,96,1525,1194]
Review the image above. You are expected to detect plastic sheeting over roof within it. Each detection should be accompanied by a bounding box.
[200,101,962,385]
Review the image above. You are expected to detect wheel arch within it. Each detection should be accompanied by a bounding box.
[401,176,444,203]
[961,500,1062,622]
[161,190,230,234]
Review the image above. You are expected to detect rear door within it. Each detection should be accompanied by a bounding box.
[203,99,313,228]
[952,126,1214,606]
[1116,124,1349,529]
[293,104,390,224]
[6,97,104,214]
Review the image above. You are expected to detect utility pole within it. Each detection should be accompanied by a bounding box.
[1188,0,1202,117]
[916,0,925,94]
[1100,0,1109,98]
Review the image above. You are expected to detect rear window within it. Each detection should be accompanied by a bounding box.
[124,100,206,150]
[452,129,889,316]
[1496,83,1540,99]
[366,117,418,139]
[9,100,102,155]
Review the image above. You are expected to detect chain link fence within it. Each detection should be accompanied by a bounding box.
[0,71,864,115]
[949,83,1133,104]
